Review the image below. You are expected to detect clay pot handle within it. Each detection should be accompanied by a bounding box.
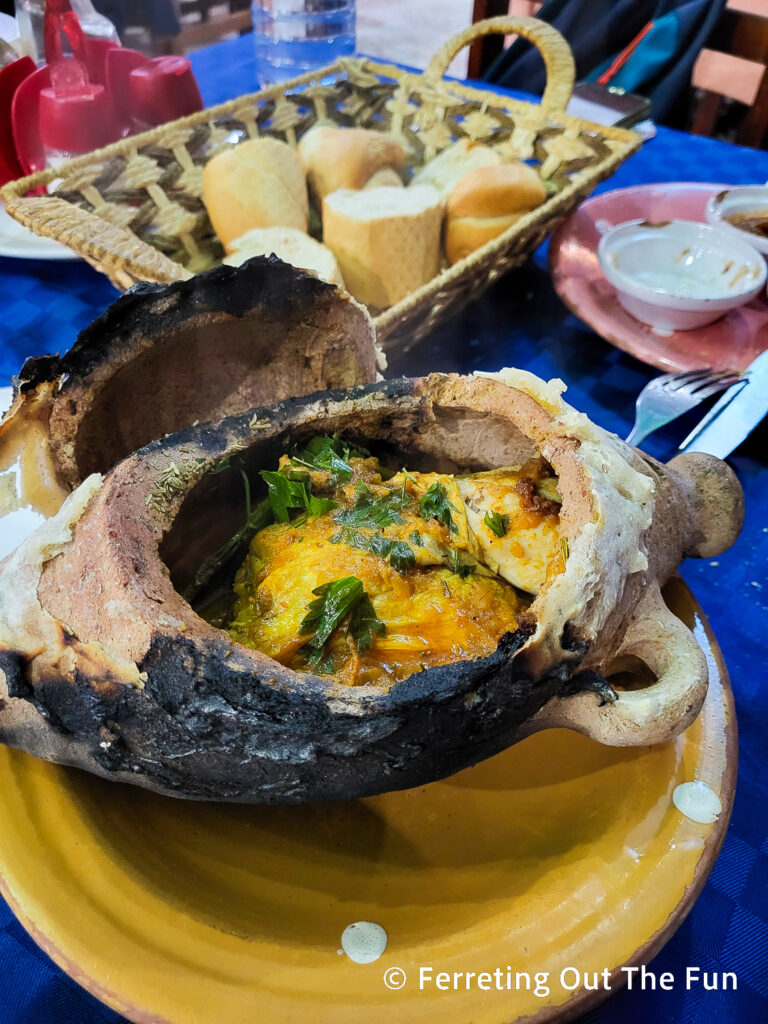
[667,452,744,559]
[535,582,708,746]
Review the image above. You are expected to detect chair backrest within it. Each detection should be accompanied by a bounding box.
[691,0,768,146]
[469,1,546,78]
[159,2,252,55]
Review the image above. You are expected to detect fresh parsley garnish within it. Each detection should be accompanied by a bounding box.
[409,530,424,547]
[484,510,509,538]
[333,481,410,529]
[448,548,476,578]
[387,540,417,572]
[299,576,385,670]
[348,592,386,653]
[330,527,416,573]
[260,469,336,522]
[290,434,370,484]
[309,495,339,516]
[418,482,458,534]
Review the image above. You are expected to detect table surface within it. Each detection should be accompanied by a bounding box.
[1,33,767,1024]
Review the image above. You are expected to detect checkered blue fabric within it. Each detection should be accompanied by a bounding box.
[0,36,766,1024]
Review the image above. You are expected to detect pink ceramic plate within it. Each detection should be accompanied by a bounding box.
[550,182,768,372]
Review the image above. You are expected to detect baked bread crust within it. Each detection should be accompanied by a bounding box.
[298,125,406,200]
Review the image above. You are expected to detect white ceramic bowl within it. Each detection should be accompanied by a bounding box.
[597,219,766,331]
[705,185,768,256]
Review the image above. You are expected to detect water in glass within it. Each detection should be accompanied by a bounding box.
[251,0,356,86]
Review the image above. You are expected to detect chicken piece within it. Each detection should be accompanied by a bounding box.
[386,469,481,561]
[457,468,564,594]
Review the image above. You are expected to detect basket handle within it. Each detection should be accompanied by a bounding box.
[424,16,575,114]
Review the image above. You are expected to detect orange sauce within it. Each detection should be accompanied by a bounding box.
[228,513,525,687]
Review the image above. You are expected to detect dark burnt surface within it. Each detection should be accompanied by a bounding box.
[0,373,603,804]
[27,255,378,488]
[2,625,609,803]
[13,257,334,392]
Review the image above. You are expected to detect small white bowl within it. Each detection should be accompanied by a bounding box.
[705,185,768,255]
[597,219,766,331]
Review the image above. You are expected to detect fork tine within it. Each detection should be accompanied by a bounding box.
[690,371,746,393]
[674,370,745,394]
[690,377,745,401]
[665,367,716,389]
[652,370,684,385]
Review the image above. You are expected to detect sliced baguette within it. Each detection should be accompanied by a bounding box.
[364,167,404,189]
[444,163,547,265]
[203,138,308,246]
[445,214,521,266]
[323,185,442,308]
[224,227,345,287]
[299,125,406,200]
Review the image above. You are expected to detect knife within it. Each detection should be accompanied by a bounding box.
[680,349,768,458]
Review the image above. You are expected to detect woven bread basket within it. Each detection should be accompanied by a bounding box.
[1,17,640,351]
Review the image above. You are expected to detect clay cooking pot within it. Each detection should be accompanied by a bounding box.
[0,370,744,803]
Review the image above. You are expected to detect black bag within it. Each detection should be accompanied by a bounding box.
[485,0,726,124]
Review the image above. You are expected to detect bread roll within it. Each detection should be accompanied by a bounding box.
[412,138,501,198]
[299,125,406,200]
[224,227,345,287]
[203,138,308,247]
[445,162,547,265]
[323,185,442,308]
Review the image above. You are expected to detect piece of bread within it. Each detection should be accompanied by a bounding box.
[224,227,345,287]
[444,162,547,265]
[322,185,442,308]
[298,125,406,200]
[364,167,404,189]
[203,138,308,247]
[412,139,501,198]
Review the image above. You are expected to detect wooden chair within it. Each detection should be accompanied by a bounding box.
[691,0,768,147]
[159,1,252,55]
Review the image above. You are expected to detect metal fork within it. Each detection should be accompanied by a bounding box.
[626,368,747,447]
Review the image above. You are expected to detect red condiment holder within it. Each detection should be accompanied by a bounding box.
[5,0,204,182]
[39,57,122,157]
[128,55,203,128]
[105,48,203,131]
[0,55,35,185]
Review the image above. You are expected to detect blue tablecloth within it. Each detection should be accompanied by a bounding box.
[1,34,766,1024]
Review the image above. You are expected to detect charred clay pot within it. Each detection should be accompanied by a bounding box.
[0,257,380,490]
[0,371,743,803]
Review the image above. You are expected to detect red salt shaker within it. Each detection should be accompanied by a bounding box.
[39,56,122,164]
[36,0,124,165]
[129,55,203,130]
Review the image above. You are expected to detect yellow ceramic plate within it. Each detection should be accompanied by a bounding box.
[0,577,736,1024]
